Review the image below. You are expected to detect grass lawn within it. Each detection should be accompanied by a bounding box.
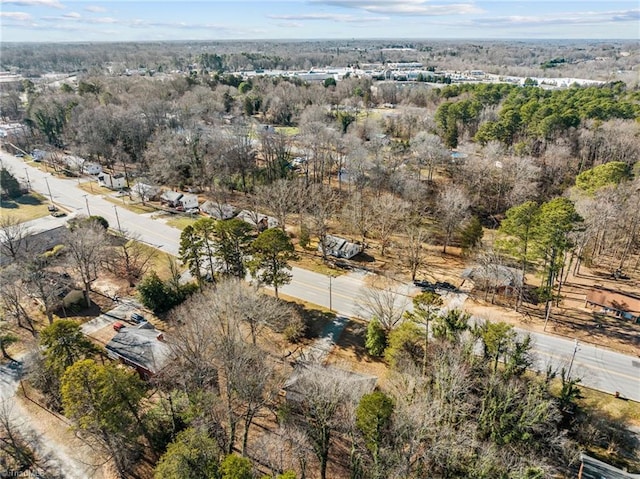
[292,247,347,277]
[103,196,158,214]
[0,192,52,223]
[275,126,300,136]
[577,385,640,425]
[128,240,183,281]
[77,181,105,195]
[164,214,200,230]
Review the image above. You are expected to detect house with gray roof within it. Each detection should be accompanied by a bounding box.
[579,453,640,479]
[236,210,279,231]
[160,190,184,208]
[281,362,376,405]
[200,201,238,220]
[319,235,363,260]
[105,322,172,379]
[461,264,523,295]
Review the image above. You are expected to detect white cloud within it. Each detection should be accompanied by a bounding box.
[0,11,32,21]
[84,5,106,13]
[310,0,483,16]
[85,16,117,24]
[470,8,640,27]
[62,11,80,19]
[275,21,304,28]
[0,0,64,8]
[268,12,388,22]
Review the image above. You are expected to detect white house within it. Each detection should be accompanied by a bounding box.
[97,172,126,190]
[83,162,102,175]
[178,194,199,210]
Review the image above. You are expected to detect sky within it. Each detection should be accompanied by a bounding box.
[0,0,638,42]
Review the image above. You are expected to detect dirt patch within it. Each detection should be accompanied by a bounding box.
[16,383,109,479]
[326,318,389,384]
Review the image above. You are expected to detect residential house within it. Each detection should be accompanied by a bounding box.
[578,452,640,479]
[0,224,68,267]
[97,172,126,190]
[31,149,46,162]
[105,321,172,379]
[83,162,102,175]
[200,200,237,220]
[319,235,363,260]
[585,286,640,323]
[160,190,184,208]
[460,264,523,296]
[130,182,160,202]
[62,155,86,173]
[280,362,376,406]
[236,210,279,231]
[178,193,199,210]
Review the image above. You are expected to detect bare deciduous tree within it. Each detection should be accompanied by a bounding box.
[65,222,109,307]
[169,280,294,454]
[256,179,295,232]
[411,131,448,182]
[403,225,429,282]
[286,364,365,479]
[107,234,156,287]
[357,277,409,332]
[437,185,471,254]
[0,264,35,333]
[0,215,31,262]
[370,193,408,257]
[306,184,339,260]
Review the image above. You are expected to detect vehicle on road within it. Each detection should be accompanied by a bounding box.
[131,312,145,323]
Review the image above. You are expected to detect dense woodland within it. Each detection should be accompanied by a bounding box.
[1,40,639,478]
[2,39,638,83]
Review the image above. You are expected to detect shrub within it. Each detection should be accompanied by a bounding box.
[365,317,387,357]
[298,224,310,249]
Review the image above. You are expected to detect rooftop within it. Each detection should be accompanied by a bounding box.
[106,323,172,375]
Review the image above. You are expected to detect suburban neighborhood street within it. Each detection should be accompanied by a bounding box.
[2,151,639,401]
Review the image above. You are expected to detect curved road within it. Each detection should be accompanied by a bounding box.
[2,152,639,401]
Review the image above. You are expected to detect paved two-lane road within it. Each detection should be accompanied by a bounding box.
[2,152,639,401]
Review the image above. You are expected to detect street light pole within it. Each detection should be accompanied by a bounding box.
[113,205,122,233]
[83,194,91,216]
[567,339,579,378]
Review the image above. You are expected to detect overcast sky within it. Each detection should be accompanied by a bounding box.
[1,0,638,42]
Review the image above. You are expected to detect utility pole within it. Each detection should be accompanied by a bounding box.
[567,339,579,378]
[44,176,54,204]
[328,273,337,312]
[113,205,122,233]
[23,168,31,191]
[83,194,91,216]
